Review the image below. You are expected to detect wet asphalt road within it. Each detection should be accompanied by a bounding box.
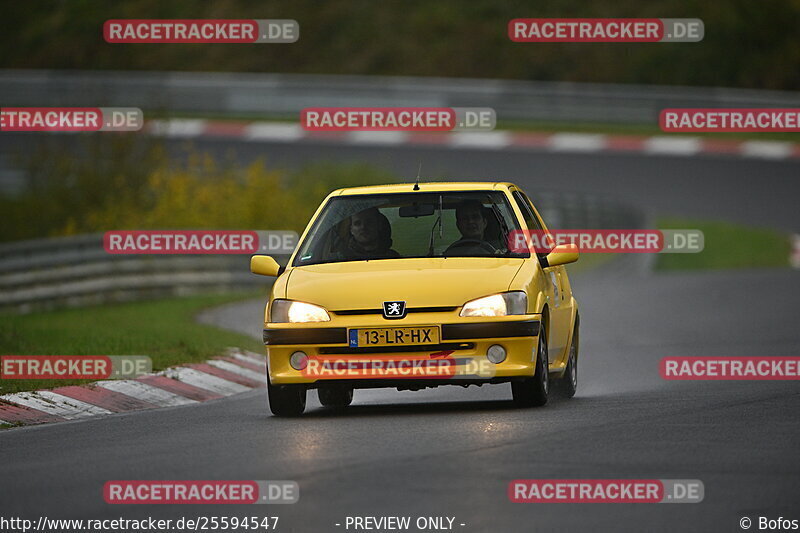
[2,267,799,532]
[1,136,799,532]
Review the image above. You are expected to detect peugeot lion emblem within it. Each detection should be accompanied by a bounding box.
[383,301,407,319]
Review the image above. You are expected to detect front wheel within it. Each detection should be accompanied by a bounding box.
[554,317,579,398]
[512,328,549,407]
[267,379,306,417]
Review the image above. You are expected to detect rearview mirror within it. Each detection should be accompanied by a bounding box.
[545,244,579,267]
[250,255,283,276]
[399,203,435,217]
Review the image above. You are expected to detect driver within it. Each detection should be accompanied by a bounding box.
[339,207,400,260]
[445,200,497,255]
[455,200,487,241]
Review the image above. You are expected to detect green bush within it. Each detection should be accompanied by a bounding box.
[0,137,394,241]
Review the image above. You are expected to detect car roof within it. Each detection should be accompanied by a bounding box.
[333,182,518,196]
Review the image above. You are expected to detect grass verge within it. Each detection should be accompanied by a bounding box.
[563,251,617,274]
[0,292,264,395]
[656,219,791,271]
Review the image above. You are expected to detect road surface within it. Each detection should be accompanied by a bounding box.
[1,136,798,532]
[2,266,798,532]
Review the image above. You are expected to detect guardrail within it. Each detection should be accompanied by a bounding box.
[0,233,289,313]
[0,193,645,314]
[2,69,799,125]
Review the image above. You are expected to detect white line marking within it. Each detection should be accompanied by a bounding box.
[3,391,112,420]
[644,136,701,155]
[347,131,409,145]
[241,349,267,358]
[147,119,206,138]
[549,133,606,152]
[226,348,267,368]
[740,141,793,159]
[206,360,266,383]
[221,356,266,373]
[97,380,197,407]
[162,367,251,396]
[449,131,511,149]
[244,123,304,142]
[35,390,114,417]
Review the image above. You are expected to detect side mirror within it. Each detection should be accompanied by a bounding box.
[250,255,284,277]
[545,244,579,267]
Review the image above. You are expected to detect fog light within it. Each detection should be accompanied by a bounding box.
[290,351,308,370]
[487,344,506,364]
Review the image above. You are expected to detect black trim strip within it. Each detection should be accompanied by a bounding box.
[264,320,539,345]
[263,327,347,345]
[441,320,540,340]
[332,306,457,316]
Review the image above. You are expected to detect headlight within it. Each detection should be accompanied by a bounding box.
[271,299,330,323]
[460,291,527,317]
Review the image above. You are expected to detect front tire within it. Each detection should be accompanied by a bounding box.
[555,317,579,398]
[512,328,549,407]
[318,386,354,408]
[267,379,306,417]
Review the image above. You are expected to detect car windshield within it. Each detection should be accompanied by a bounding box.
[293,191,528,266]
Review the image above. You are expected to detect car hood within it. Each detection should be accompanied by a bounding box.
[285,257,525,310]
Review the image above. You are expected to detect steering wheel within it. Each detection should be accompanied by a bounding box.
[445,239,498,255]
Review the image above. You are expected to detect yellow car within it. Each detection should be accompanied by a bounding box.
[251,182,580,416]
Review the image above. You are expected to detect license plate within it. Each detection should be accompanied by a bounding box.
[349,326,439,347]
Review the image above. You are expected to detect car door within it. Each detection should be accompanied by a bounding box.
[518,190,576,329]
[512,189,572,366]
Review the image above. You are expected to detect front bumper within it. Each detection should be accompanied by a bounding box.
[263,315,542,387]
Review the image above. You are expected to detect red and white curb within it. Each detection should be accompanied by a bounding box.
[146,119,800,161]
[792,234,800,270]
[0,348,266,428]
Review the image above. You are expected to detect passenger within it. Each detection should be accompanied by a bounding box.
[340,207,400,260]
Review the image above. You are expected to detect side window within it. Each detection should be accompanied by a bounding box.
[512,190,550,261]
[519,192,545,231]
[512,191,540,230]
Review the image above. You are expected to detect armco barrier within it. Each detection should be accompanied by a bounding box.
[0,233,288,313]
[0,193,644,313]
[1,70,799,125]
